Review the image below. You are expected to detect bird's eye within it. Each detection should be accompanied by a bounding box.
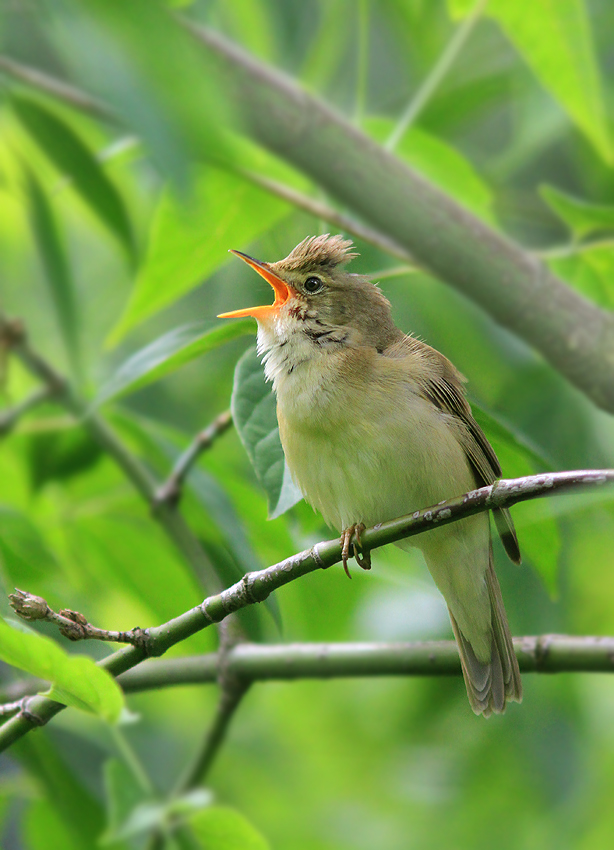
[303,276,325,294]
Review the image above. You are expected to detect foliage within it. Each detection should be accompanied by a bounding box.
[1,0,614,848]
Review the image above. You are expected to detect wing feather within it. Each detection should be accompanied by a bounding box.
[384,336,521,564]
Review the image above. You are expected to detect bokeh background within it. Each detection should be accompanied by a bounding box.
[2,0,614,847]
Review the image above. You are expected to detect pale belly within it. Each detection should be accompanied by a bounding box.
[278,378,475,534]
[275,355,492,655]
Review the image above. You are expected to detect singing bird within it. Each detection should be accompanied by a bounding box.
[219,234,522,716]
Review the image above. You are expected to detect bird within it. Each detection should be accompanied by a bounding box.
[219,234,522,717]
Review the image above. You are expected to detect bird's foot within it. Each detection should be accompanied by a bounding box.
[340,523,371,579]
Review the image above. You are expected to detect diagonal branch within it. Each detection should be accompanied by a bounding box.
[0,311,221,593]
[187,23,614,414]
[5,39,614,411]
[0,468,612,752]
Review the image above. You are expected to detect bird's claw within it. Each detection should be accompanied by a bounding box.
[340,523,371,578]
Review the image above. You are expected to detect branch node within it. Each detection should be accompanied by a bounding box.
[311,543,327,570]
[18,697,46,727]
[535,633,554,670]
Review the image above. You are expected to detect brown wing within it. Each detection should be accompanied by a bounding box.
[387,336,521,565]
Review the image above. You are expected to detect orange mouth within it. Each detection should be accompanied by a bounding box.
[218,250,295,319]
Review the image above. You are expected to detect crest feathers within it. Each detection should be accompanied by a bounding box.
[274,234,358,273]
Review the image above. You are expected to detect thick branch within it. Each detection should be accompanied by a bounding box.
[188,24,614,413]
[5,45,614,410]
[118,636,614,687]
[0,469,612,751]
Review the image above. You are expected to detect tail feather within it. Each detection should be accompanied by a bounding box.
[449,553,522,718]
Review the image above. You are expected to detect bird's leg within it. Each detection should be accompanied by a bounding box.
[340,523,371,578]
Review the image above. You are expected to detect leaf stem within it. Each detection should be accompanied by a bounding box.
[385,0,489,151]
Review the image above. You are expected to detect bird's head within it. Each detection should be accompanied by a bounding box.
[219,235,399,382]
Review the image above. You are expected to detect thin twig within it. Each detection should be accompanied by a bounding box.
[239,168,415,263]
[385,0,489,151]
[1,469,612,751]
[0,54,112,119]
[155,410,233,506]
[0,312,222,593]
[0,386,55,436]
[9,589,149,647]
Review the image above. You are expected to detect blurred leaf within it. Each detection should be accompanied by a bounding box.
[512,498,561,597]
[49,0,234,187]
[470,406,560,593]
[231,347,302,519]
[109,167,292,343]
[26,427,103,491]
[188,470,282,631]
[102,758,151,845]
[366,118,493,222]
[471,405,555,475]
[213,0,276,61]
[189,806,271,850]
[23,799,80,850]
[94,320,253,408]
[135,422,281,632]
[23,167,81,381]
[448,0,613,163]
[13,96,135,259]
[0,508,59,584]
[0,617,124,722]
[540,185,614,239]
[106,789,212,841]
[76,515,202,625]
[548,243,614,310]
[16,735,106,850]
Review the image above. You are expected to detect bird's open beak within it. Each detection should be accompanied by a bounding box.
[218,250,295,319]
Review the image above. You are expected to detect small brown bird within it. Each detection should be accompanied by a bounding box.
[220,234,522,716]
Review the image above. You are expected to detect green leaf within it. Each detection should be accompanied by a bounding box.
[26,427,103,491]
[108,166,292,344]
[471,405,555,476]
[93,320,253,408]
[23,167,82,382]
[471,406,560,594]
[0,508,59,585]
[540,185,614,239]
[102,758,151,845]
[105,789,212,841]
[120,420,281,632]
[13,96,135,259]
[0,617,124,722]
[366,118,493,222]
[17,735,106,849]
[231,347,302,519]
[548,243,614,310]
[189,806,271,850]
[448,0,612,163]
[48,0,234,189]
[23,799,79,850]
[512,498,561,597]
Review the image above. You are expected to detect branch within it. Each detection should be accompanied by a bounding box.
[155,410,233,506]
[4,632,614,712]
[187,24,614,414]
[0,55,111,119]
[118,635,614,685]
[0,312,221,593]
[5,43,614,411]
[0,468,612,751]
[8,589,148,646]
[0,386,56,436]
